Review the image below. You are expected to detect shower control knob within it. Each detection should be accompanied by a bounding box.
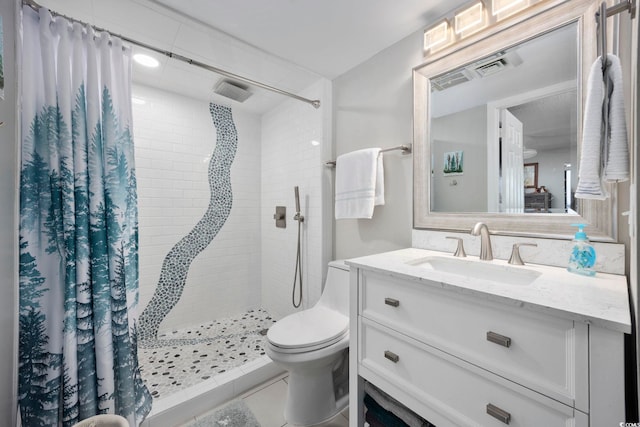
[274,206,286,228]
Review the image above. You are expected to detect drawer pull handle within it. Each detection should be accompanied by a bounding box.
[384,350,400,363]
[487,331,511,348]
[486,403,511,424]
[384,298,400,307]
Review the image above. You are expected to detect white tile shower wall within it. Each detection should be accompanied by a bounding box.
[133,84,262,332]
[260,80,332,320]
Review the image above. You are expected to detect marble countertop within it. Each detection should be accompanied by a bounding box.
[346,248,631,334]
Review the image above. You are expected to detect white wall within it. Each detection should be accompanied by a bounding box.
[332,32,418,260]
[261,79,332,321]
[133,84,263,332]
[0,0,18,423]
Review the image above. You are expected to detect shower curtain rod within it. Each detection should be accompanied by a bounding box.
[21,0,321,109]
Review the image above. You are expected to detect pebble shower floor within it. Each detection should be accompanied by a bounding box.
[137,308,276,399]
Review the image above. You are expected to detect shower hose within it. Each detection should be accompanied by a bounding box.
[292,216,303,308]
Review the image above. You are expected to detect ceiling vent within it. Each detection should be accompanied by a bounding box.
[469,51,523,79]
[473,58,509,77]
[213,80,253,103]
[431,69,474,91]
[431,51,523,91]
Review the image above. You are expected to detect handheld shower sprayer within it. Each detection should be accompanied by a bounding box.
[294,186,304,222]
[292,186,304,308]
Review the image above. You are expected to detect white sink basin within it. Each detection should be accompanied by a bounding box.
[406,256,542,286]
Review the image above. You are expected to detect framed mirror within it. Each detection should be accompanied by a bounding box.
[413,0,616,241]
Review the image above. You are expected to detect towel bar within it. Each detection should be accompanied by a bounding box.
[325,144,412,167]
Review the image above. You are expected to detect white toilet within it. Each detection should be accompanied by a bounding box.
[266,260,350,426]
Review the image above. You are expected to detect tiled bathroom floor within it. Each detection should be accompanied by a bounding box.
[184,374,349,427]
[138,309,277,399]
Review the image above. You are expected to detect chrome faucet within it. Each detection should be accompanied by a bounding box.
[471,222,493,261]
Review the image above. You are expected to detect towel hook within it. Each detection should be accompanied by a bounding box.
[596,0,637,70]
[598,2,608,71]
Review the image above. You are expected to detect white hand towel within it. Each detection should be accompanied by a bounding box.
[335,148,384,219]
[603,55,629,182]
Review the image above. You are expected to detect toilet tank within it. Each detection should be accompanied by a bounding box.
[317,260,350,316]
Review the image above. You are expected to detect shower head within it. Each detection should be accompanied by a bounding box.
[294,186,301,213]
[213,80,253,103]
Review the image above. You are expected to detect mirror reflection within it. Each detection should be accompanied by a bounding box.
[429,23,578,214]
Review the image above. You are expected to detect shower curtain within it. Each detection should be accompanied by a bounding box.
[18,7,152,426]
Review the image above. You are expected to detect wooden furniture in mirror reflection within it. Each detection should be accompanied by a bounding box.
[525,192,552,212]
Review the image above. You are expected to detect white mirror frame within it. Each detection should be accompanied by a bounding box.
[413,0,617,242]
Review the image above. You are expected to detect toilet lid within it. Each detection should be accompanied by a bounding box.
[267,306,348,350]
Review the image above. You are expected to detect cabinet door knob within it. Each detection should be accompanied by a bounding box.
[486,403,511,424]
[384,297,400,307]
[486,331,511,348]
[384,350,400,363]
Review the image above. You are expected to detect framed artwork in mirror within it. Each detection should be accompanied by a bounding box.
[524,163,538,189]
[443,150,463,176]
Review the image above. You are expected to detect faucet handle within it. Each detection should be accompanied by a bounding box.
[446,236,467,257]
[508,243,538,265]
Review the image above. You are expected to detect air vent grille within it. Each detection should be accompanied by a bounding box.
[474,59,508,77]
[432,70,472,91]
[213,80,253,102]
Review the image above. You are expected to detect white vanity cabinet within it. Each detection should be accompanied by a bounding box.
[347,249,631,427]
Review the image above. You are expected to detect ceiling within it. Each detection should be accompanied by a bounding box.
[37,0,466,113]
[150,0,467,80]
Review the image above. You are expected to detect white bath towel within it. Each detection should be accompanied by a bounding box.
[576,54,629,200]
[335,148,384,219]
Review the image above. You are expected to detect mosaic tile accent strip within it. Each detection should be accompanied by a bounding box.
[138,308,276,399]
[138,104,238,342]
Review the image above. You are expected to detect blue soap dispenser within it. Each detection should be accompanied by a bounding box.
[567,224,596,276]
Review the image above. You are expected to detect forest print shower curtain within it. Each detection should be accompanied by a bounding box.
[19,7,152,426]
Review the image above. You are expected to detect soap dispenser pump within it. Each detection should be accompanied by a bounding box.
[567,224,596,276]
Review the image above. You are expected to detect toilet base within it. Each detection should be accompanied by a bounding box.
[283,353,348,426]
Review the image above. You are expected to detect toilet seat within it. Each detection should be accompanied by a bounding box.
[267,306,348,354]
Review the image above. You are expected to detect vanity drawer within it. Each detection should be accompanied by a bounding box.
[359,271,588,409]
[360,318,588,427]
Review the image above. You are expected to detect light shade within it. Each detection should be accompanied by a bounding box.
[492,0,526,16]
[133,54,160,68]
[424,20,451,51]
[455,2,486,35]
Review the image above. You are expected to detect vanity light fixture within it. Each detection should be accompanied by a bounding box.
[424,0,542,56]
[455,2,487,35]
[133,53,160,68]
[492,0,527,17]
[424,20,451,52]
